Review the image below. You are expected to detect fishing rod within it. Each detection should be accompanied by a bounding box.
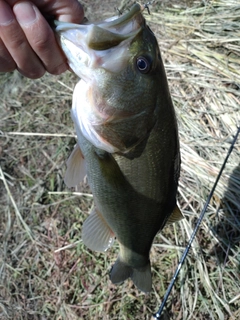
[152,126,240,319]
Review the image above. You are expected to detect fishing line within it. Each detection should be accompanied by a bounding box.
[152,126,240,319]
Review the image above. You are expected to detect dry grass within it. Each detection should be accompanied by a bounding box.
[0,1,239,319]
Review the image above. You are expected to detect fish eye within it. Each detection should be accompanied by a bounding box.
[136,56,152,74]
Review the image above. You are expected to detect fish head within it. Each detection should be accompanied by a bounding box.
[55,4,146,75]
[55,4,168,153]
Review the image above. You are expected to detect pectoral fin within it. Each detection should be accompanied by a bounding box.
[165,205,184,225]
[64,144,86,188]
[82,206,115,252]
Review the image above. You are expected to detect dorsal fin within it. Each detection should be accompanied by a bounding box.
[165,205,184,225]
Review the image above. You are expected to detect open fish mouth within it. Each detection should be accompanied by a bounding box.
[55,3,144,49]
[54,4,145,77]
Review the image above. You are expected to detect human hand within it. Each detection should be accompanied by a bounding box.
[0,0,84,78]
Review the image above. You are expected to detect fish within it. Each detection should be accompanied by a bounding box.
[55,3,183,293]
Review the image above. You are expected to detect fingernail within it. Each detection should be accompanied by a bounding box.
[0,2,14,26]
[14,2,37,26]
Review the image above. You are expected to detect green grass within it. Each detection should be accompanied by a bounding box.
[0,1,240,319]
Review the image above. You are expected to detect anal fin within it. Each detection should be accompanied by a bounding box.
[82,206,115,252]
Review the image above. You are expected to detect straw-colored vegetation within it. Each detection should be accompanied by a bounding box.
[0,1,239,319]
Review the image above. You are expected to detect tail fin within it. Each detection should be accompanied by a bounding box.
[110,258,152,293]
[131,264,152,293]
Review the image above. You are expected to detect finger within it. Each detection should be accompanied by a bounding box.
[31,0,85,23]
[0,37,16,72]
[46,0,85,23]
[0,0,45,78]
[8,0,85,23]
[13,1,68,75]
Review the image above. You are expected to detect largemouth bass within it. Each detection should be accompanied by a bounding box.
[55,3,183,293]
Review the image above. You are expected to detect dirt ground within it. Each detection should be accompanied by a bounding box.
[0,1,240,319]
